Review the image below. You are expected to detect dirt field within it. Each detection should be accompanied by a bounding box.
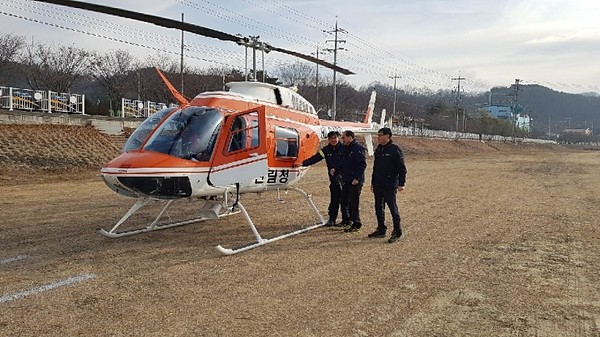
[1,124,600,336]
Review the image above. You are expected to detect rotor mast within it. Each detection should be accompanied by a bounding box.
[237,36,271,82]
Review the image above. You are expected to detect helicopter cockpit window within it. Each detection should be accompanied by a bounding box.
[228,116,247,152]
[274,126,299,158]
[250,120,259,147]
[122,107,176,153]
[225,114,260,155]
[142,107,223,161]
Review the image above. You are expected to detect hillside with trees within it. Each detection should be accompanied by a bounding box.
[2,33,599,140]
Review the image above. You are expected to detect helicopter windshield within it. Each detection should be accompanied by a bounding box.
[143,107,223,162]
[123,107,176,153]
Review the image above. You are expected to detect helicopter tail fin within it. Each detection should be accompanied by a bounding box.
[362,90,376,124]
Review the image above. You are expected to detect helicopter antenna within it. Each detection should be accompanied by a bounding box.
[154,67,189,106]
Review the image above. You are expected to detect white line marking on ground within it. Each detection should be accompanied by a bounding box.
[0,255,28,265]
[0,273,96,304]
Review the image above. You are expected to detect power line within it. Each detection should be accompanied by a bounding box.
[2,0,250,65]
[5,0,475,91]
[238,0,469,90]
[323,20,347,121]
[0,10,242,69]
[4,0,598,94]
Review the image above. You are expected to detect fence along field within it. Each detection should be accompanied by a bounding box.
[0,85,171,118]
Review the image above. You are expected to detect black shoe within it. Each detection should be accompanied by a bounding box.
[388,232,402,243]
[337,221,350,228]
[344,226,360,233]
[323,220,336,227]
[367,230,386,238]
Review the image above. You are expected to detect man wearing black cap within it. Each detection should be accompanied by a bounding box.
[368,127,407,243]
[302,130,346,226]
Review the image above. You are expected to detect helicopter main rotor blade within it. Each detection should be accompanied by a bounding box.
[269,46,354,75]
[31,0,354,75]
[31,0,242,43]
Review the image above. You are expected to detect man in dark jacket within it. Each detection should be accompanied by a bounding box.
[368,127,407,243]
[302,131,346,226]
[332,130,367,233]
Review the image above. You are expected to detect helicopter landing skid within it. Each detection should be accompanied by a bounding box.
[100,197,239,238]
[215,187,326,255]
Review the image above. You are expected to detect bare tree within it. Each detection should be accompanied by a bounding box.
[135,54,180,102]
[144,54,179,74]
[335,82,366,122]
[182,69,220,95]
[183,67,246,95]
[90,49,138,112]
[274,61,315,86]
[0,33,25,72]
[19,41,90,92]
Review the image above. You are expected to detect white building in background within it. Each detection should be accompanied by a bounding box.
[516,114,531,131]
[486,105,512,119]
[479,104,532,131]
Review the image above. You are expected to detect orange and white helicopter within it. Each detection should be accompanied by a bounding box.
[35,0,385,254]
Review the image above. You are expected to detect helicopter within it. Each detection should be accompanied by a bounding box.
[33,0,383,255]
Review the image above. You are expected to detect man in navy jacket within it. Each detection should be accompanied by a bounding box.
[368,127,407,243]
[302,131,346,226]
[332,130,367,232]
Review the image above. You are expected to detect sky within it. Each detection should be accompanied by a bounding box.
[1,0,600,95]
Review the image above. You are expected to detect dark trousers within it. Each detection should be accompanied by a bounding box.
[340,182,363,228]
[374,187,401,234]
[328,181,343,222]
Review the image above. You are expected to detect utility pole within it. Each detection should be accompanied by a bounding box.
[180,13,184,96]
[452,72,466,131]
[324,20,346,121]
[312,46,320,108]
[512,79,522,138]
[137,70,141,101]
[390,75,400,123]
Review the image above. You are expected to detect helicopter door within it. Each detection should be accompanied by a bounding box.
[208,106,267,187]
